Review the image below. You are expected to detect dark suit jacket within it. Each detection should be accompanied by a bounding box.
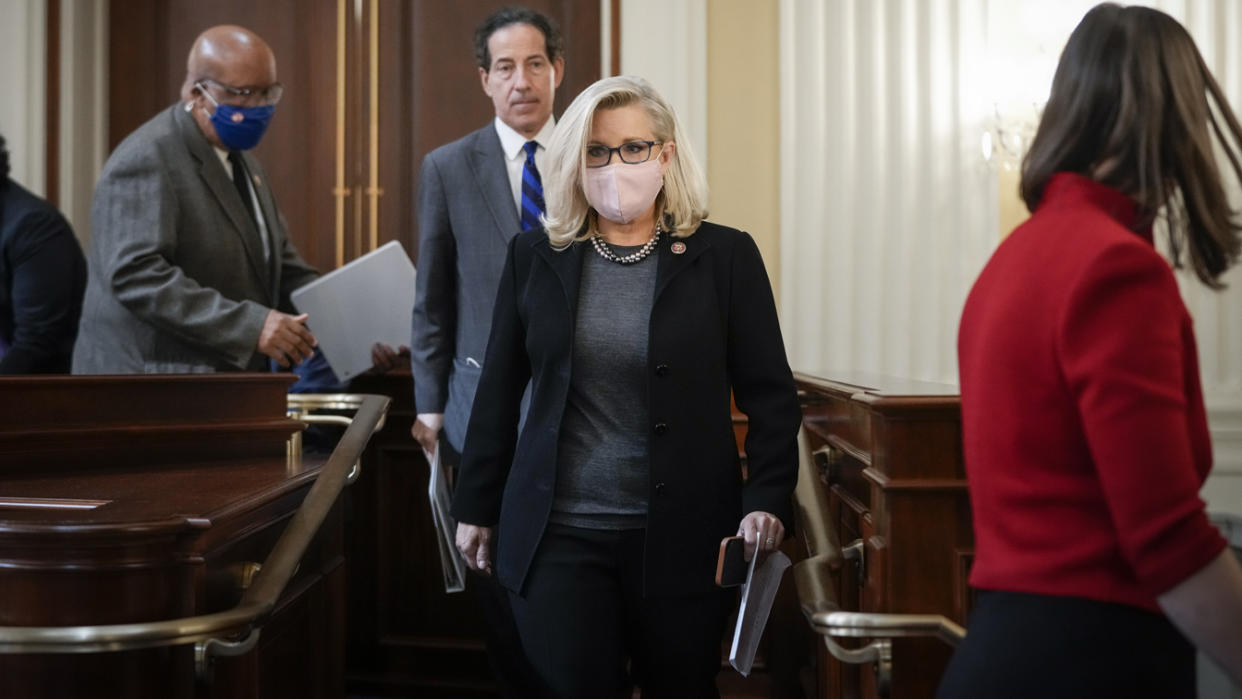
[411,123,523,451]
[0,179,86,373]
[73,104,319,374]
[451,222,802,597]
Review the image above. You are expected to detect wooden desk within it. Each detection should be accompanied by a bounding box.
[796,371,972,699]
[0,375,345,699]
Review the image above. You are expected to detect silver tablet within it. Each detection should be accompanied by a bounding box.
[290,240,416,381]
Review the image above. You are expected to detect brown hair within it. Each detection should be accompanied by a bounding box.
[473,6,562,71]
[1021,3,1242,287]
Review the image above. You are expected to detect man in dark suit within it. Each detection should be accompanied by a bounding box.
[0,134,86,374]
[409,7,564,696]
[73,25,320,374]
[410,7,563,456]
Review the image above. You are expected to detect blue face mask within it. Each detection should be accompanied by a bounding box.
[200,90,275,151]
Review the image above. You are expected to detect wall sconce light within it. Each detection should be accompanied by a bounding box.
[982,102,1042,171]
[980,0,1096,170]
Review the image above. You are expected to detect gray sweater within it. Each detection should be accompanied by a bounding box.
[550,243,659,530]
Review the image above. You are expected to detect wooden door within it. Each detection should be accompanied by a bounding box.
[109,0,339,270]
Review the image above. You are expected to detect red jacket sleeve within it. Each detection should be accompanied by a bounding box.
[1057,241,1225,597]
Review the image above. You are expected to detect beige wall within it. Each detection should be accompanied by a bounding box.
[706,0,781,306]
[997,165,1027,238]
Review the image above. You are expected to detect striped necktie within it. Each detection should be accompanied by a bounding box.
[520,140,545,231]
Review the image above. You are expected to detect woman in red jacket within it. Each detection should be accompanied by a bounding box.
[940,5,1242,697]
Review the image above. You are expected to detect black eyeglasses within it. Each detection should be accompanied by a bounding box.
[585,140,663,168]
[196,79,284,107]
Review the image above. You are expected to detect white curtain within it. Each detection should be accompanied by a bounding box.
[779,0,995,384]
[1161,0,1242,400]
[779,0,1242,512]
[0,0,47,195]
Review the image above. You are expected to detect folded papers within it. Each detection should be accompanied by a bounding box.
[729,548,792,676]
[426,445,466,594]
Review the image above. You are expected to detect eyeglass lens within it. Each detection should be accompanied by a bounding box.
[201,80,284,106]
[585,141,657,167]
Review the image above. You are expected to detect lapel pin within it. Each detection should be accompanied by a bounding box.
[252,174,261,188]
[671,241,686,255]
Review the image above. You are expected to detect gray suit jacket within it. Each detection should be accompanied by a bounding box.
[411,123,524,451]
[73,104,319,374]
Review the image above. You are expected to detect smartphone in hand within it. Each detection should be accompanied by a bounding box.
[716,535,747,588]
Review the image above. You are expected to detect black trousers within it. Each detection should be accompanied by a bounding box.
[937,590,1195,699]
[443,440,536,699]
[508,523,730,699]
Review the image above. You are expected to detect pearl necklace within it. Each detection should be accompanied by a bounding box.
[591,227,661,265]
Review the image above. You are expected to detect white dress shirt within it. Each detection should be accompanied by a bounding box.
[493,116,557,217]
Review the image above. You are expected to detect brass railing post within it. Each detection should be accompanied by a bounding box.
[792,426,965,697]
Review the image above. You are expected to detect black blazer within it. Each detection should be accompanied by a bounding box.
[451,221,801,597]
[0,179,85,374]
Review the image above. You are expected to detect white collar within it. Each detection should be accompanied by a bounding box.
[212,146,231,169]
[494,115,556,160]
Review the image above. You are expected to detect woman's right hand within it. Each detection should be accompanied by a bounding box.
[455,522,494,576]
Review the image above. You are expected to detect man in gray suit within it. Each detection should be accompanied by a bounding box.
[410,7,563,457]
[409,7,563,696]
[74,25,319,374]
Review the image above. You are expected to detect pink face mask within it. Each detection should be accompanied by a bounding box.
[584,159,665,224]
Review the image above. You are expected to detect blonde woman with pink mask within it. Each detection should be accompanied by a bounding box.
[450,75,800,698]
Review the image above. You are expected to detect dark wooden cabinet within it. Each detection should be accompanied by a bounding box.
[0,375,347,699]
[342,370,497,696]
[796,371,972,699]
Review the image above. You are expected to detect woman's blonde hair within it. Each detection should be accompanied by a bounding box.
[542,75,708,247]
